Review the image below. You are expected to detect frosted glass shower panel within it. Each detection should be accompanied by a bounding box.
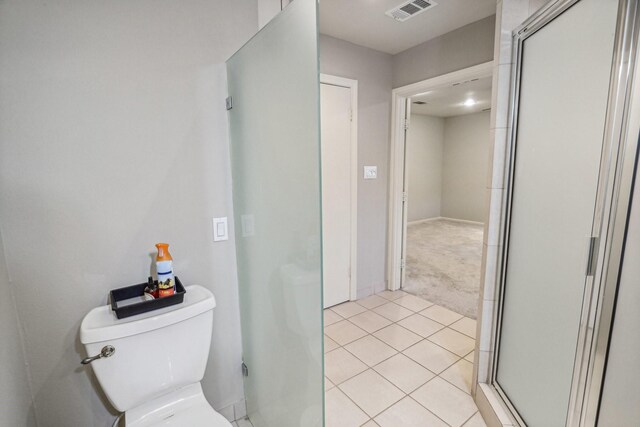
[495,0,619,425]
[226,0,323,426]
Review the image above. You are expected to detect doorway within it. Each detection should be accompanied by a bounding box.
[320,74,358,308]
[387,62,493,319]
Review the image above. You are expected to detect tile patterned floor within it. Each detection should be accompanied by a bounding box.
[324,290,486,427]
[232,418,254,427]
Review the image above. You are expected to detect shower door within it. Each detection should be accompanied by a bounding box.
[494,0,640,425]
[226,1,323,426]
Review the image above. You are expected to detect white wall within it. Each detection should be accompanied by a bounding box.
[406,115,444,222]
[406,111,490,224]
[442,111,491,222]
[0,1,258,426]
[0,228,36,427]
[319,34,393,297]
[392,15,496,88]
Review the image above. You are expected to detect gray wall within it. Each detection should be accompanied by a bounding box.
[598,168,640,424]
[406,115,444,222]
[406,112,490,224]
[0,229,36,427]
[392,15,496,88]
[442,111,491,222]
[0,1,258,426]
[319,34,393,297]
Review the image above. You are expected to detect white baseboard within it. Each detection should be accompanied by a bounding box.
[356,285,374,300]
[407,217,442,226]
[354,281,388,300]
[408,216,484,226]
[440,216,484,226]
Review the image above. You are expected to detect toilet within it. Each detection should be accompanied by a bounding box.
[80,285,232,426]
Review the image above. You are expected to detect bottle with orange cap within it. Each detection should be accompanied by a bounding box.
[155,243,175,297]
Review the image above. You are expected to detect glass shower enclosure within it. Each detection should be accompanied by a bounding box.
[493,0,640,425]
[226,0,323,426]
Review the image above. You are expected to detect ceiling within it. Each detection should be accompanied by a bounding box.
[411,76,492,118]
[319,0,497,54]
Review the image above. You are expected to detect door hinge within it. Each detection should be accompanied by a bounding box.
[226,96,233,111]
[400,258,406,269]
[402,192,408,203]
[242,361,249,377]
[586,236,599,277]
[350,109,353,122]
[404,118,409,130]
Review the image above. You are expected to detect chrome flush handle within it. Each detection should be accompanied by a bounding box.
[81,345,115,365]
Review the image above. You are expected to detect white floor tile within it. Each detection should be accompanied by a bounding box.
[420,305,464,325]
[462,412,488,427]
[344,335,397,367]
[235,419,253,427]
[373,324,422,351]
[428,328,476,357]
[324,336,340,353]
[450,317,477,339]
[465,351,475,363]
[373,353,435,393]
[325,320,368,346]
[324,348,367,385]
[411,377,478,427]
[398,314,445,338]
[377,290,407,300]
[348,310,392,334]
[362,421,381,427]
[393,294,434,312]
[331,301,368,318]
[403,339,460,374]
[325,387,369,427]
[325,377,335,391]
[324,309,344,326]
[339,369,405,418]
[357,294,388,309]
[440,359,473,394]
[375,397,448,427]
[373,302,414,322]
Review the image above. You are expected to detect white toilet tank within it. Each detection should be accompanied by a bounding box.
[80,285,216,413]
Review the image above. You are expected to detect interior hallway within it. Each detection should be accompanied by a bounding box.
[324,290,484,427]
[403,219,483,319]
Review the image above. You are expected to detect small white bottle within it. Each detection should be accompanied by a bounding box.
[155,243,175,297]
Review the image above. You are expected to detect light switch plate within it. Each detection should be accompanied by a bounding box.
[241,214,255,237]
[212,217,228,242]
[364,166,377,179]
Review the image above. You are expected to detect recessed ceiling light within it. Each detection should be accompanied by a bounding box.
[463,98,476,107]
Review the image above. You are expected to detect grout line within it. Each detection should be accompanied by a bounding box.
[325,292,481,426]
[406,394,454,427]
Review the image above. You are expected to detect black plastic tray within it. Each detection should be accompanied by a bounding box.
[110,276,186,319]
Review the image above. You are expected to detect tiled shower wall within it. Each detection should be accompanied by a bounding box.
[472,0,550,424]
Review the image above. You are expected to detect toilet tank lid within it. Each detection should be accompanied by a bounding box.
[80,285,216,344]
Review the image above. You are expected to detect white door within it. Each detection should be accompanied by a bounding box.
[321,83,352,308]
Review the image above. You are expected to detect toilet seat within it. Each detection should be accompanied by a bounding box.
[125,383,232,427]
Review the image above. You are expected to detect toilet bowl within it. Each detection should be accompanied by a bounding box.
[80,285,232,427]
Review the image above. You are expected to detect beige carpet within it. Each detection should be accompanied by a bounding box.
[403,218,483,319]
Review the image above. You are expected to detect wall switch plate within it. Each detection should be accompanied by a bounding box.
[213,217,228,241]
[241,214,255,237]
[364,166,377,179]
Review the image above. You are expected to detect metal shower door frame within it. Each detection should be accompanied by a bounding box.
[489,0,640,425]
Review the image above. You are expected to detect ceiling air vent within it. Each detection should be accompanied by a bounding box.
[386,0,438,22]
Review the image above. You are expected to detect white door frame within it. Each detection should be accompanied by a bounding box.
[386,61,494,291]
[320,73,358,301]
